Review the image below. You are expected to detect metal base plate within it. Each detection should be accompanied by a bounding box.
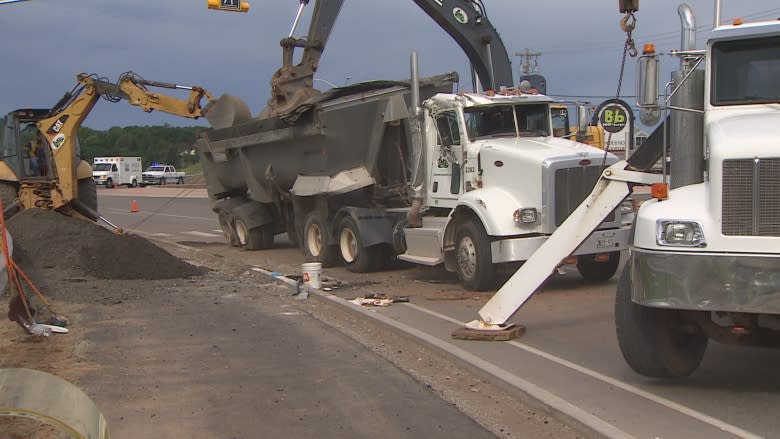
[451,323,525,341]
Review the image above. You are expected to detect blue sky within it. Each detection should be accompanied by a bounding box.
[2,0,778,130]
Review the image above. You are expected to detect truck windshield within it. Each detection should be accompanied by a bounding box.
[146,166,164,172]
[92,163,112,171]
[464,104,549,140]
[712,35,780,105]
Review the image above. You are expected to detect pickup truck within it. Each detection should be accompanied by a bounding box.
[140,164,185,186]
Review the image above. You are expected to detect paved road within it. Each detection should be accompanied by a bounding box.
[98,188,780,439]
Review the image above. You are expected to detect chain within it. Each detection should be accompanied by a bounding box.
[602,12,638,167]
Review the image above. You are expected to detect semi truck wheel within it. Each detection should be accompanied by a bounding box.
[302,212,338,267]
[454,218,495,291]
[234,218,274,250]
[78,178,98,212]
[576,251,620,282]
[338,216,384,273]
[218,213,240,247]
[615,264,708,378]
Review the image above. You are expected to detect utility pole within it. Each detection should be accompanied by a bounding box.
[514,49,542,75]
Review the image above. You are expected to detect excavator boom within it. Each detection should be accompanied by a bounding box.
[0,72,218,225]
[262,0,514,118]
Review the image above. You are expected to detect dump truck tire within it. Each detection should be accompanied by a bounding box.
[615,264,708,378]
[78,178,98,211]
[234,218,274,251]
[454,218,495,291]
[577,251,620,282]
[218,213,240,247]
[338,216,384,273]
[302,212,339,267]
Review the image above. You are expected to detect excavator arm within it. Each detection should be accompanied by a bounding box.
[13,72,216,222]
[262,0,514,118]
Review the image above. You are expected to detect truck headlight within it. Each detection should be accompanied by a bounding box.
[514,208,538,224]
[656,220,706,247]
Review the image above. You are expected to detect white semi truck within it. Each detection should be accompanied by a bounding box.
[463,0,780,377]
[195,0,630,290]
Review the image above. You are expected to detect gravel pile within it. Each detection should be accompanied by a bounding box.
[6,209,205,280]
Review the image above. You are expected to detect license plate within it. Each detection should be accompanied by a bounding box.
[597,236,616,248]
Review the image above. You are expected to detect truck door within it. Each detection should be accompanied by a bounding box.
[430,110,463,202]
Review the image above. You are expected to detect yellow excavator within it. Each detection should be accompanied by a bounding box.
[0,72,246,229]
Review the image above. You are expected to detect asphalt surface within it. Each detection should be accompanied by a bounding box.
[95,186,780,439]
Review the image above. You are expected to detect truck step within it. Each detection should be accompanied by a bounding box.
[398,225,444,265]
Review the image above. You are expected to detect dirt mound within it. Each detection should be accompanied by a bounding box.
[7,209,205,280]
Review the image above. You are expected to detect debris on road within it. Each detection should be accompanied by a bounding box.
[350,293,410,307]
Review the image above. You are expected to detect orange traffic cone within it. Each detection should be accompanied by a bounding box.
[130,199,139,213]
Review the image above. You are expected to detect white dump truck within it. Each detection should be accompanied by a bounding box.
[194,0,630,291]
[459,0,780,377]
[92,156,142,188]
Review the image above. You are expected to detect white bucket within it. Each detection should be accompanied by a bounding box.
[301,262,322,289]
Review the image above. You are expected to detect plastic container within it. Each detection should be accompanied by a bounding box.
[301,262,322,289]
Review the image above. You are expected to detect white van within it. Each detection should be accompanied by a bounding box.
[92,157,142,188]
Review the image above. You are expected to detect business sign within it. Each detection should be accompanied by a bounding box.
[595,99,634,159]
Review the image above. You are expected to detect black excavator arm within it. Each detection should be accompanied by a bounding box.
[262,0,515,118]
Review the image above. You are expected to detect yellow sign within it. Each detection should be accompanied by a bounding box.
[207,0,250,13]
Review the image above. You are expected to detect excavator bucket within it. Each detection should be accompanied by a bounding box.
[205,94,252,129]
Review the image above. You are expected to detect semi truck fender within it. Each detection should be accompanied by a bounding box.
[76,160,93,180]
[231,200,275,230]
[451,187,529,237]
[333,207,403,248]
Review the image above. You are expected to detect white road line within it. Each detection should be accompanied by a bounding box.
[405,303,763,439]
[181,231,222,238]
[102,207,217,222]
[145,233,175,237]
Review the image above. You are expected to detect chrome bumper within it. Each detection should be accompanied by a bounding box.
[491,226,630,264]
[632,248,780,314]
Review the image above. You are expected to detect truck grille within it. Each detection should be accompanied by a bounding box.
[723,158,780,236]
[554,166,613,226]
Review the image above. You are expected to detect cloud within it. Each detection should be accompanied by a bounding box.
[2,0,778,129]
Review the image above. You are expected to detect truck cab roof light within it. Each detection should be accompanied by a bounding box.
[651,182,668,200]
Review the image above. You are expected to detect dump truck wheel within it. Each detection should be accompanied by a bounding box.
[302,212,338,267]
[454,218,495,291]
[577,251,620,282]
[218,213,240,247]
[234,219,274,251]
[615,264,708,378]
[338,216,384,273]
[78,178,98,211]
